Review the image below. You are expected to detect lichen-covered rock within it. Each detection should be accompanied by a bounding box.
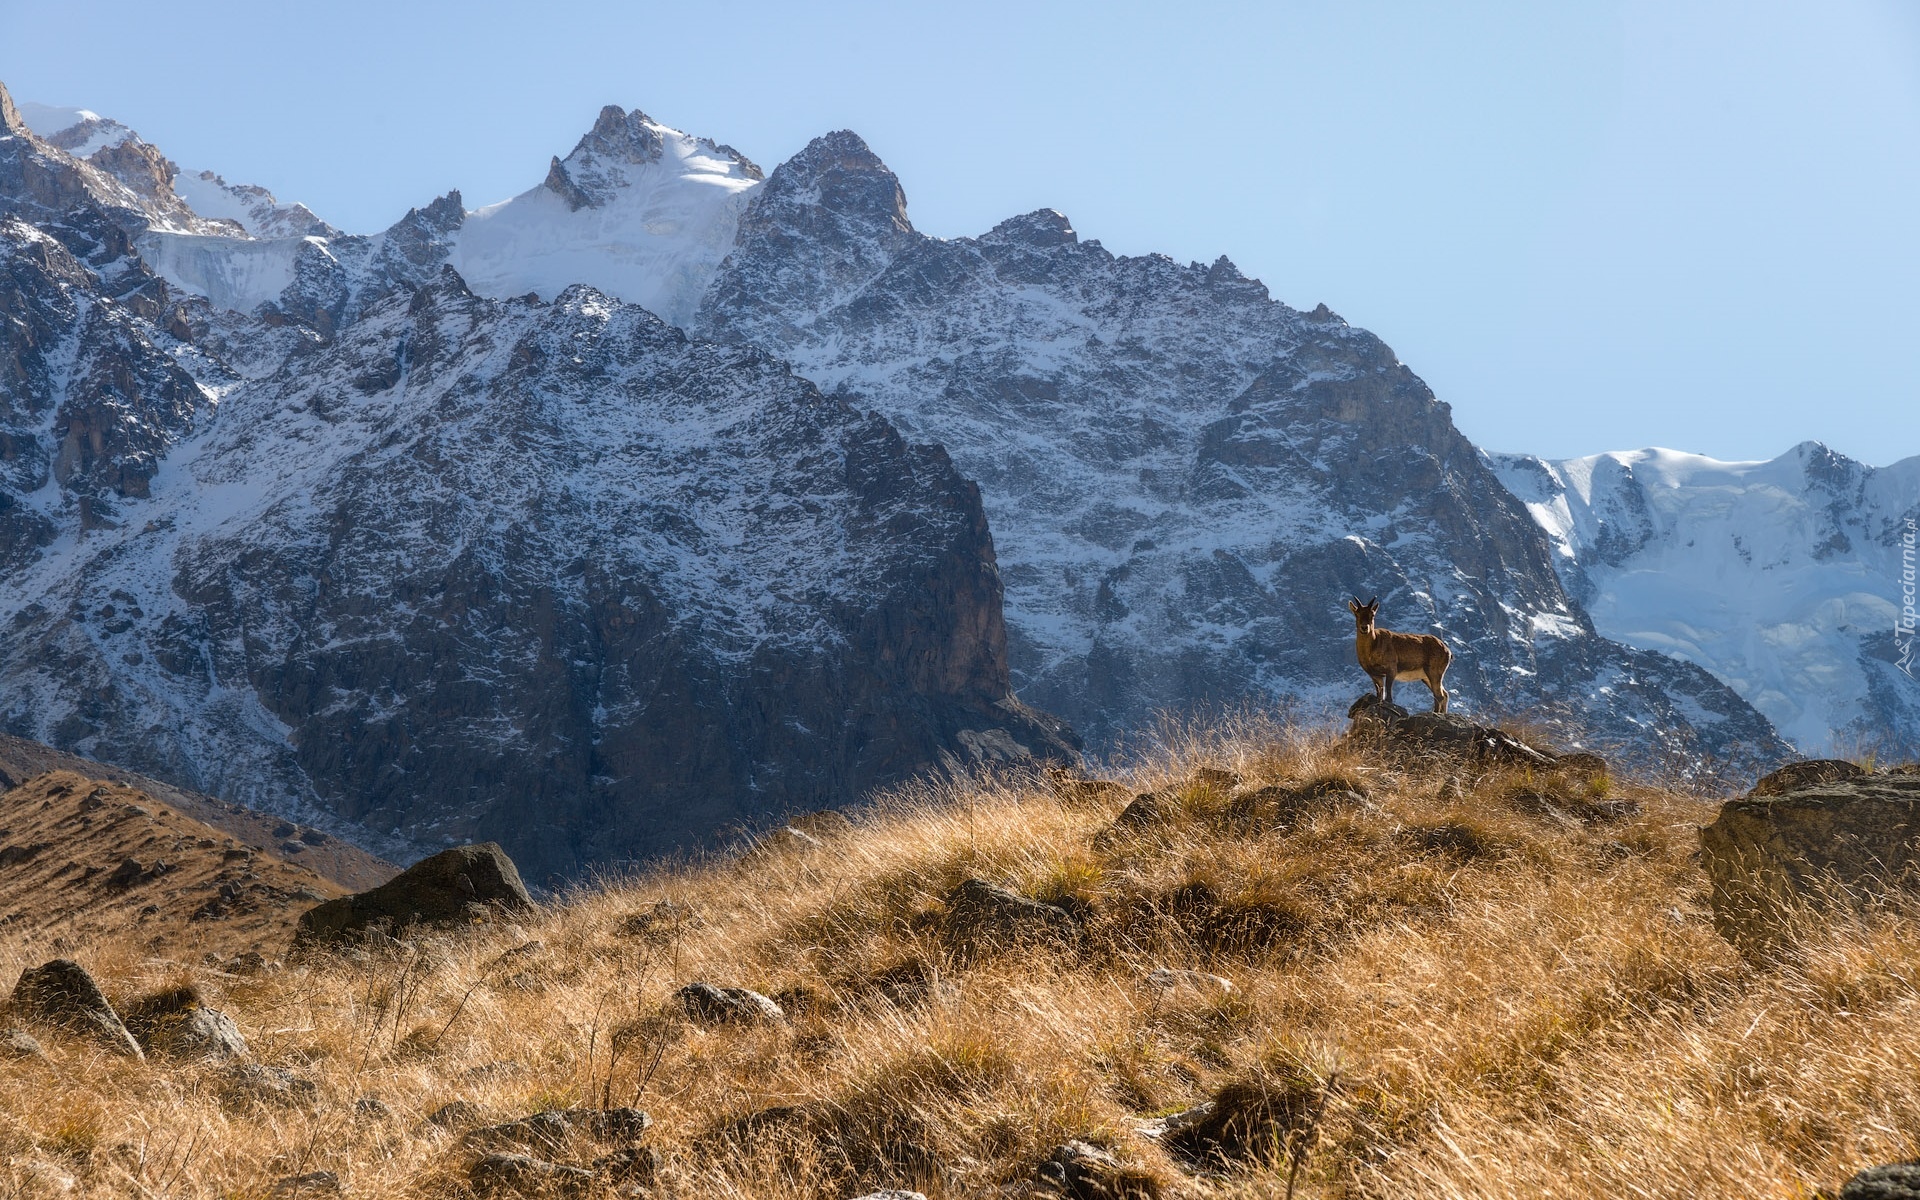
[1749,759,1868,797]
[1840,1162,1920,1200]
[295,843,531,946]
[267,1172,341,1198]
[1700,773,1920,956]
[9,959,143,1059]
[0,1027,45,1060]
[1037,1140,1161,1199]
[216,1063,319,1112]
[941,879,1078,956]
[122,984,249,1061]
[469,1153,592,1199]
[677,983,784,1027]
[1347,695,1557,767]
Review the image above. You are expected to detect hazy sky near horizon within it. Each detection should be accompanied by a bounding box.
[4,0,1915,466]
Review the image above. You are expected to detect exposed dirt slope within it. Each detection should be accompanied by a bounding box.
[0,733,396,890]
[0,771,360,961]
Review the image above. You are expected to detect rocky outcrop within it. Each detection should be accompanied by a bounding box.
[1700,768,1920,954]
[295,843,532,945]
[1346,694,1559,767]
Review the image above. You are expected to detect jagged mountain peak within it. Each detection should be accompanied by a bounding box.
[541,103,763,212]
[982,208,1078,247]
[442,104,763,325]
[0,81,27,137]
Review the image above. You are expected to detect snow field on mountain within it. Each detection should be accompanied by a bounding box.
[1493,444,1920,753]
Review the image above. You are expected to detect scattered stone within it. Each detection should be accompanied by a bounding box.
[268,1171,341,1197]
[294,842,533,947]
[1163,1075,1323,1163]
[940,878,1078,956]
[1,1027,45,1060]
[0,841,51,866]
[1192,766,1240,792]
[591,1146,659,1186]
[216,1063,319,1112]
[1038,1140,1160,1199]
[353,1096,396,1121]
[13,1161,76,1195]
[1046,767,1131,807]
[784,809,855,839]
[1750,759,1867,797]
[141,1005,248,1061]
[1142,967,1234,998]
[677,982,785,1026]
[9,959,144,1058]
[469,1153,592,1198]
[224,951,271,975]
[1554,751,1610,777]
[847,1193,927,1200]
[748,825,822,855]
[463,1107,652,1155]
[424,1100,484,1129]
[617,899,700,942]
[1700,772,1920,955]
[1841,1162,1920,1199]
[1111,792,1177,831]
[123,985,250,1061]
[495,940,544,964]
[1436,775,1465,802]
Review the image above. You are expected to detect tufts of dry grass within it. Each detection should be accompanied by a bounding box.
[2,712,1916,1198]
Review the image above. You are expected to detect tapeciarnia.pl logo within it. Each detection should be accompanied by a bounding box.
[1900,515,1917,679]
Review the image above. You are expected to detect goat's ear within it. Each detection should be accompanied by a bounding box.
[1347,599,1360,613]
[1366,596,1379,609]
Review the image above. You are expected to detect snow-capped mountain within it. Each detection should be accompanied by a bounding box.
[1492,444,1920,756]
[2,79,1829,876]
[0,82,1074,877]
[447,106,763,326]
[6,86,1798,767]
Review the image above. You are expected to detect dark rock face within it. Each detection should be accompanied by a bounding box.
[9,959,143,1058]
[1700,771,1920,955]
[0,217,208,567]
[296,843,531,945]
[691,133,1789,769]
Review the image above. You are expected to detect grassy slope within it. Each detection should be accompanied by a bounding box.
[3,716,1916,1198]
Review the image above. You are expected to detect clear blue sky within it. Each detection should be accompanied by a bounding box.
[5,0,1915,466]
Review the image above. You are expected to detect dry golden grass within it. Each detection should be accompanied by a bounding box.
[2,713,1915,1198]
